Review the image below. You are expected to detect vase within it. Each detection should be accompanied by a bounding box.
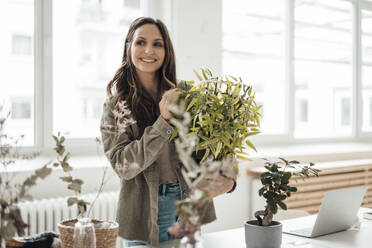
[179,230,204,248]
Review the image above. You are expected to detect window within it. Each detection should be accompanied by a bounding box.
[11,98,32,119]
[124,0,140,9]
[222,0,372,142]
[53,1,143,138]
[294,0,352,138]
[363,91,372,131]
[222,0,285,134]
[4,1,372,152]
[298,99,308,123]
[295,88,309,132]
[362,9,372,132]
[12,34,33,56]
[1,0,34,146]
[370,97,372,127]
[341,98,351,126]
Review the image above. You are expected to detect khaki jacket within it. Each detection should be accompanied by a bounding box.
[100,97,217,247]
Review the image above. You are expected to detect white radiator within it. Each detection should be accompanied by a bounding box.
[18,191,126,248]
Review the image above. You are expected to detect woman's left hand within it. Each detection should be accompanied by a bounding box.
[200,175,234,198]
[159,88,178,120]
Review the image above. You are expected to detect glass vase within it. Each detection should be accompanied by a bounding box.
[179,230,204,248]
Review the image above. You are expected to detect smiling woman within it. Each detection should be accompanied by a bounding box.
[100,17,236,247]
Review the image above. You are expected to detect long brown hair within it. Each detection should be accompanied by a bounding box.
[106,17,176,132]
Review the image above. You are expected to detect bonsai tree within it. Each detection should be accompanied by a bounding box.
[255,158,320,226]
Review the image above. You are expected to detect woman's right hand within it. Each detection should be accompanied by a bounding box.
[159,88,177,120]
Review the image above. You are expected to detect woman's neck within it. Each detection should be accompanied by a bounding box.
[136,70,159,97]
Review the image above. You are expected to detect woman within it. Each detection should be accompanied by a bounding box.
[100,17,235,247]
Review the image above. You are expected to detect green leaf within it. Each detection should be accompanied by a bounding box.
[169,129,178,141]
[201,68,208,80]
[201,148,210,161]
[72,179,84,185]
[60,176,73,182]
[245,139,257,152]
[278,201,287,210]
[35,166,52,179]
[67,197,78,206]
[186,98,198,112]
[68,182,82,193]
[215,142,223,157]
[193,69,203,81]
[62,164,73,172]
[236,154,251,161]
[289,186,298,192]
[258,187,265,196]
[229,75,238,81]
[274,194,287,201]
[281,172,291,184]
[267,199,278,214]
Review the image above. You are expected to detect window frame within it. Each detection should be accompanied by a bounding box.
[222,0,372,146]
[20,0,372,155]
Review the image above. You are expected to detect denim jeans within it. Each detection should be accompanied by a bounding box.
[125,182,181,247]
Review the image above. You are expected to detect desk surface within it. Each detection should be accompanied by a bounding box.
[159,208,372,248]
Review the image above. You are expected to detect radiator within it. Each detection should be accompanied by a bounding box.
[17,191,126,248]
[248,159,372,215]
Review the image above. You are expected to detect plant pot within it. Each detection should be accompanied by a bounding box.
[58,218,119,248]
[244,220,282,248]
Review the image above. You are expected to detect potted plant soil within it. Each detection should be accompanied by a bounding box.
[245,158,320,248]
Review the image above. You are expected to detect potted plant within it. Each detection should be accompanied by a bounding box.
[245,158,320,248]
[0,103,118,248]
[171,68,261,162]
[0,104,53,247]
[52,133,119,248]
[167,69,261,247]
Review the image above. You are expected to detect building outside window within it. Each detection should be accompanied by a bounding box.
[222,0,285,135]
[11,34,33,56]
[0,0,34,145]
[362,9,372,132]
[53,0,143,138]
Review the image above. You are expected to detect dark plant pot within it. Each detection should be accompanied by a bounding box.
[244,220,282,248]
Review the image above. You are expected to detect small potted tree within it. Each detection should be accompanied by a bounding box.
[245,158,320,248]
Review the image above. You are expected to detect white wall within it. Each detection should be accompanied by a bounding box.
[173,0,222,80]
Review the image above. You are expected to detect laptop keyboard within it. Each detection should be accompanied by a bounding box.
[289,227,313,236]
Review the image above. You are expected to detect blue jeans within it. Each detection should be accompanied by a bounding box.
[125,182,181,247]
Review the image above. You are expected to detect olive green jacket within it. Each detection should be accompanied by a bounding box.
[100,97,217,247]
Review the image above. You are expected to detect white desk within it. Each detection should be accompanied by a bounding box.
[159,208,372,248]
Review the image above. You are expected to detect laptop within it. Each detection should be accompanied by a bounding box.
[282,186,367,238]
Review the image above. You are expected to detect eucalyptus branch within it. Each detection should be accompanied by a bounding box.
[52,133,89,216]
[86,138,110,218]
